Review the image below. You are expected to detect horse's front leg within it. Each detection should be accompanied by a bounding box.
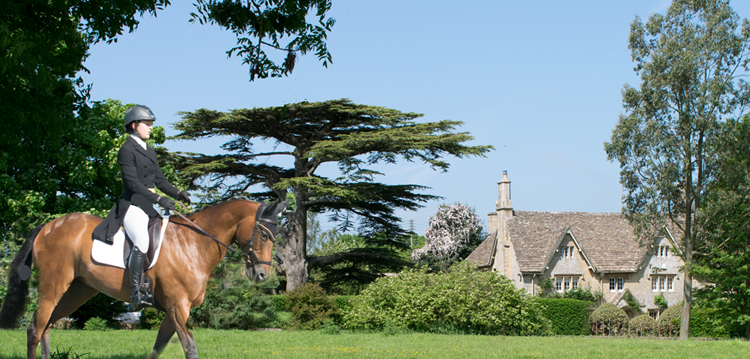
[168,304,198,359]
[147,314,176,359]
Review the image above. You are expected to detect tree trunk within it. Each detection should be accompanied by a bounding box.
[679,270,692,339]
[679,253,693,339]
[275,208,308,292]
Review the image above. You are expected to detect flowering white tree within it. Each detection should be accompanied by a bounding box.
[412,203,484,265]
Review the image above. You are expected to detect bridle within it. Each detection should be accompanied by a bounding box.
[171,205,280,266]
[238,217,277,266]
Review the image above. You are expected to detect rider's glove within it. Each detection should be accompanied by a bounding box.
[177,190,191,204]
[157,196,176,211]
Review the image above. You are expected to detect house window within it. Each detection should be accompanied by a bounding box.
[649,310,659,320]
[559,246,576,259]
[610,277,624,292]
[657,245,670,257]
[555,276,580,292]
[651,275,675,292]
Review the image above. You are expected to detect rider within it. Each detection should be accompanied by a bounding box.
[92,105,190,310]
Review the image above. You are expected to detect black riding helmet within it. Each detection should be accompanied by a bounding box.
[124,105,156,133]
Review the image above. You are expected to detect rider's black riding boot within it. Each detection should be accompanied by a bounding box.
[128,248,153,311]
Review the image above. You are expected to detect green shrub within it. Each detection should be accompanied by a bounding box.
[621,290,642,314]
[563,287,602,302]
[657,304,681,336]
[189,256,278,330]
[630,314,656,336]
[269,295,288,311]
[537,298,591,335]
[654,294,668,308]
[286,283,338,330]
[653,303,735,338]
[69,293,128,329]
[333,296,355,313]
[139,307,164,330]
[590,303,628,335]
[689,305,721,338]
[83,317,107,331]
[267,295,352,320]
[343,261,551,335]
[319,318,341,335]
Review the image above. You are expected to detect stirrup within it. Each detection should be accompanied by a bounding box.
[131,294,154,311]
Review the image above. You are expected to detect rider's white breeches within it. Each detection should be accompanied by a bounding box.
[123,205,150,253]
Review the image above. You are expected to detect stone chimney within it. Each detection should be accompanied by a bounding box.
[496,170,512,213]
[488,170,515,276]
[488,170,514,234]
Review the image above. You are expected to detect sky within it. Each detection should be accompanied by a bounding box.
[81,1,750,235]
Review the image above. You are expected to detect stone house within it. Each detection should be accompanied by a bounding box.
[466,171,689,319]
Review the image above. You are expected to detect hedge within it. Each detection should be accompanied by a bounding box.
[536,298,591,335]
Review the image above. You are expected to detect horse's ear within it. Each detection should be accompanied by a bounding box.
[278,200,290,214]
[261,199,289,219]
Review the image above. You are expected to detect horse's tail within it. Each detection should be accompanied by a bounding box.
[0,223,44,329]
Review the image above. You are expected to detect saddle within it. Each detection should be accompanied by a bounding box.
[91,215,169,270]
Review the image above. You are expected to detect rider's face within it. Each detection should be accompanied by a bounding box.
[136,120,153,139]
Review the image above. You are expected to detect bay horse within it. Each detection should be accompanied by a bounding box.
[0,199,288,359]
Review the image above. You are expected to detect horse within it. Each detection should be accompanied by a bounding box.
[0,198,288,359]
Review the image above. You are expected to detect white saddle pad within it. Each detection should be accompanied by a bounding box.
[91,216,169,269]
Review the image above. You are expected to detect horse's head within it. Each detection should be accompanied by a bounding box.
[236,199,289,282]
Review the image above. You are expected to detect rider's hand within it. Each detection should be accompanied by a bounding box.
[157,196,176,211]
[177,190,191,204]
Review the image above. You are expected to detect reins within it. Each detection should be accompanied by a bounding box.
[172,209,237,253]
[170,202,277,265]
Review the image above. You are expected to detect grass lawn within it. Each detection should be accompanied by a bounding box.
[1,329,748,358]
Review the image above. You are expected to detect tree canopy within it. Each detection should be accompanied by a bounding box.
[694,117,750,339]
[1,0,333,239]
[171,99,493,291]
[604,0,750,339]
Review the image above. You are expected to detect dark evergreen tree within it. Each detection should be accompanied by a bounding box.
[171,99,493,291]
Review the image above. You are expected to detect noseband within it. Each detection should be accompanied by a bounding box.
[239,217,277,266]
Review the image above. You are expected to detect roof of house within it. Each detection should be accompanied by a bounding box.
[507,211,645,273]
[465,231,497,267]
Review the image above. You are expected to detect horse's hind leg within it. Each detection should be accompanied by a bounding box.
[28,276,94,359]
[38,280,99,357]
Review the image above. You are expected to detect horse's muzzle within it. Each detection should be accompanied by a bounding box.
[245,265,269,283]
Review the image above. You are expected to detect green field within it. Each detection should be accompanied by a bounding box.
[1,329,748,358]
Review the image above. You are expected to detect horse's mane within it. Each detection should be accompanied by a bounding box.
[179,198,256,218]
